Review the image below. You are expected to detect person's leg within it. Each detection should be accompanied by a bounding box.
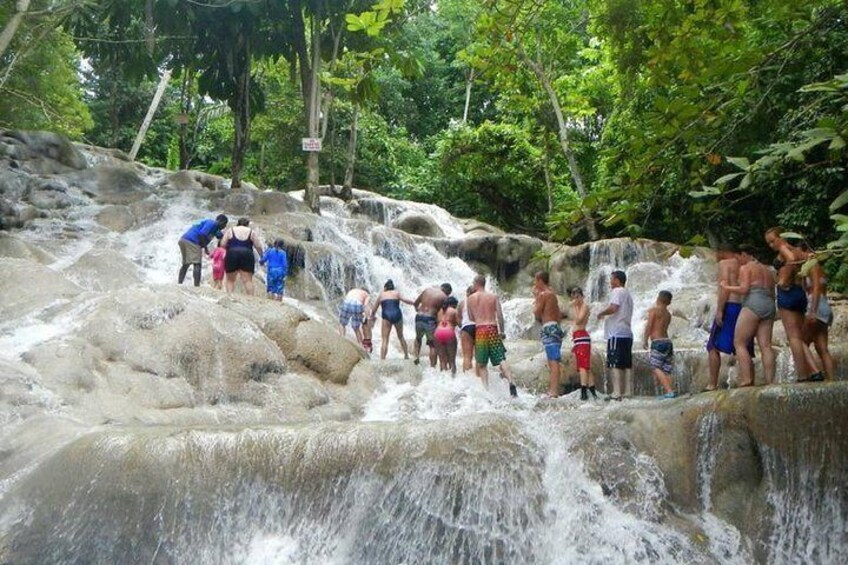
[225,271,237,293]
[239,271,254,295]
[813,326,834,381]
[476,362,489,387]
[611,368,623,398]
[652,368,673,393]
[192,263,202,286]
[429,339,438,368]
[707,348,721,391]
[461,330,474,372]
[179,264,190,284]
[757,319,775,384]
[732,309,758,386]
[395,323,409,359]
[447,338,458,375]
[780,309,812,380]
[435,341,447,371]
[380,320,391,360]
[548,360,560,397]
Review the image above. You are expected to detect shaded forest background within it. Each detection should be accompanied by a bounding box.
[1,0,847,286]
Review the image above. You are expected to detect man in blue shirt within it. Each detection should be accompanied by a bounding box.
[178,214,228,286]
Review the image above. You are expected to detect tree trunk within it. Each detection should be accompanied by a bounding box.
[129,68,172,161]
[462,67,474,124]
[517,44,598,240]
[341,106,358,201]
[178,70,192,170]
[303,14,322,212]
[0,0,31,61]
[230,33,251,189]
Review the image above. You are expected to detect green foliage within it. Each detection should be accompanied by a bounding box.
[0,27,92,137]
[431,121,548,233]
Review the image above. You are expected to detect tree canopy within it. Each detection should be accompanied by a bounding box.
[1,0,846,287]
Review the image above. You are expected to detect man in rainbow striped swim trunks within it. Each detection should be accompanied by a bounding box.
[467,274,517,397]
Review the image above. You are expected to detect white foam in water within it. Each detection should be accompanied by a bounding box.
[241,533,302,565]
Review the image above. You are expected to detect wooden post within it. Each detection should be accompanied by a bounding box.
[129,68,172,161]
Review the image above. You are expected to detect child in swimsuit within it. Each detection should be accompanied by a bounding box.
[434,297,459,375]
[209,245,226,290]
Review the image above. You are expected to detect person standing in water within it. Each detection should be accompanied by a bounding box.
[467,275,517,397]
[259,239,288,300]
[220,217,264,295]
[799,242,833,381]
[568,287,597,400]
[532,271,566,398]
[339,287,372,347]
[371,279,414,360]
[178,214,228,287]
[596,270,634,401]
[765,227,819,382]
[413,283,452,367]
[434,296,460,375]
[209,243,226,290]
[457,285,477,373]
[643,290,677,399]
[721,246,776,386]
[705,244,753,391]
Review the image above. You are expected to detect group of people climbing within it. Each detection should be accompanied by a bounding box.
[177,214,288,300]
[706,227,834,389]
[179,215,835,400]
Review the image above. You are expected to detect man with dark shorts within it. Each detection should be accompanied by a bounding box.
[178,214,228,286]
[467,275,517,397]
[596,270,633,401]
[413,283,451,366]
[532,271,566,398]
[705,244,753,391]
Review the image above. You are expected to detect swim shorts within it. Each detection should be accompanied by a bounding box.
[606,336,633,369]
[706,302,754,356]
[809,294,834,327]
[572,329,591,371]
[415,314,437,345]
[540,322,564,362]
[339,300,364,328]
[475,324,507,367]
[777,285,807,313]
[650,338,674,374]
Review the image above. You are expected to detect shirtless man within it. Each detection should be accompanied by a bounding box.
[467,275,517,397]
[532,271,566,397]
[643,290,676,398]
[721,247,776,386]
[705,244,752,391]
[569,287,596,400]
[413,283,452,366]
[339,287,372,347]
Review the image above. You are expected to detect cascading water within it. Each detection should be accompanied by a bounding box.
[0,144,845,563]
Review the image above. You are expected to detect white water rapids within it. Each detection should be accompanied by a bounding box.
[0,173,844,563]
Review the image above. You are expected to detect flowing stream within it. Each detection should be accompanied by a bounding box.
[0,173,844,563]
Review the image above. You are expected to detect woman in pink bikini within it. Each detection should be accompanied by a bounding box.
[434,296,459,375]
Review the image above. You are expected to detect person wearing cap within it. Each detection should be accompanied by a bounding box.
[178,214,228,287]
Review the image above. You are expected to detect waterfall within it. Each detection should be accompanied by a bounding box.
[1,144,845,564]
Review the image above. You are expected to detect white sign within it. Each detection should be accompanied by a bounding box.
[302,138,322,152]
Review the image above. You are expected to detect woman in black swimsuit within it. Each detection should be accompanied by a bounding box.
[220,217,264,295]
[370,279,414,360]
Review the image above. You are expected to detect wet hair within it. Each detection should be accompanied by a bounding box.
[658,290,672,305]
[440,283,453,296]
[274,238,285,249]
[737,243,762,261]
[474,274,486,288]
[237,217,250,227]
[535,271,550,285]
[466,285,475,296]
[611,270,627,286]
[443,296,458,310]
[384,279,395,291]
[216,214,229,226]
[715,242,734,253]
[569,286,584,297]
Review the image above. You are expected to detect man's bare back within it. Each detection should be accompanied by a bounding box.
[415,286,447,316]
[718,257,743,304]
[646,306,671,340]
[468,290,502,328]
